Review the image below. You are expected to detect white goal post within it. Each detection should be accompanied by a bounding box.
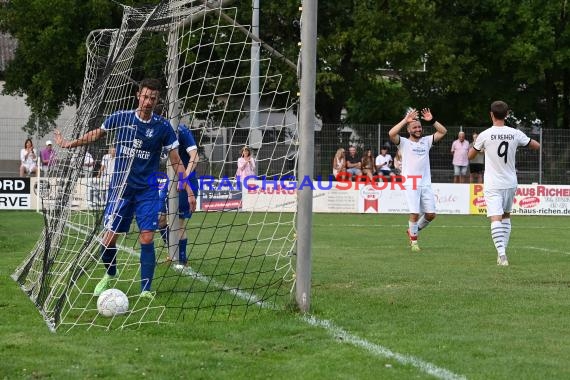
[13,0,315,331]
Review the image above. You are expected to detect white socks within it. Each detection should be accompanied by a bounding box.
[408,221,419,239]
[502,219,511,250]
[491,221,505,256]
[418,215,431,231]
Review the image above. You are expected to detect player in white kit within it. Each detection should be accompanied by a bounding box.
[389,108,447,252]
[469,100,540,266]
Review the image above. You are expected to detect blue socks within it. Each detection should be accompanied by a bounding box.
[101,246,117,276]
[159,226,169,245]
[140,242,156,292]
[179,238,188,265]
[101,243,159,292]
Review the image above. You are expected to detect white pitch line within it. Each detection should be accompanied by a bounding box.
[73,225,465,379]
[177,266,270,308]
[176,267,466,379]
[303,315,466,380]
[526,246,570,255]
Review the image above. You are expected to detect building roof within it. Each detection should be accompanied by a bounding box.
[0,32,17,72]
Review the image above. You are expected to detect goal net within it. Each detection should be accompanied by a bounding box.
[12,0,298,331]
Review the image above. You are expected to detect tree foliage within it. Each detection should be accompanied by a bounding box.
[413,0,570,129]
[2,0,570,135]
[0,0,153,136]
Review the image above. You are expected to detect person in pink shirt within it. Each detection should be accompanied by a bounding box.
[451,131,470,183]
[236,146,256,179]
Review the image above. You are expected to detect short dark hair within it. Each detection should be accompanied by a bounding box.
[490,101,509,120]
[138,78,162,92]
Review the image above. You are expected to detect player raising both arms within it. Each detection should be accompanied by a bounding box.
[389,108,447,252]
[468,100,540,266]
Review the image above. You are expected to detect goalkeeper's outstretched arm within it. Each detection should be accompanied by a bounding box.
[54,128,106,149]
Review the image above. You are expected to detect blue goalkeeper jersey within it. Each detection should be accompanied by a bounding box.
[177,124,199,195]
[102,110,179,190]
[177,124,197,167]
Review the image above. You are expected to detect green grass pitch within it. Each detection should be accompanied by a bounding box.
[1,211,569,379]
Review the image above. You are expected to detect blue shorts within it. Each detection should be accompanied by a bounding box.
[104,186,160,233]
[347,167,361,176]
[158,186,192,220]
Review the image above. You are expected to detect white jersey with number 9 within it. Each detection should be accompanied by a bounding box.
[473,126,531,190]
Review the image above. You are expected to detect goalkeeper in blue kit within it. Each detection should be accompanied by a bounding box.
[158,124,199,268]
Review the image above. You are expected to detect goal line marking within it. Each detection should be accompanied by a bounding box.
[69,225,465,379]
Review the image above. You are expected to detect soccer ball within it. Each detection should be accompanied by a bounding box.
[97,288,129,317]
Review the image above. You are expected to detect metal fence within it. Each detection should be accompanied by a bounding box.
[316,124,569,185]
[1,119,569,184]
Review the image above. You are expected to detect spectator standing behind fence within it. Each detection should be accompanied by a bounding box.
[40,140,56,174]
[468,100,540,266]
[73,150,95,178]
[98,147,116,181]
[345,146,362,180]
[236,146,256,179]
[375,146,394,178]
[451,131,470,183]
[388,108,447,252]
[361,148,375,180]
[332,148,346,178]
[19,138,38,177]
[84,151,95,177]
[469,132,484,183]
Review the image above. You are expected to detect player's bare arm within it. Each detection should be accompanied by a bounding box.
[183,149,199,213]
[421,108,447,143]
[432,122,447,143]
[389,109,418,145]
[185,149,199,175]
[168,148,197,212]
[527,139,541,151]
[54,128,106,148]
[467,147,478,160]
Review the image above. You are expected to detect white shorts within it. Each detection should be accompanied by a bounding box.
[22,163,37,174]
[484,188,516,217]
[405,185,436,214]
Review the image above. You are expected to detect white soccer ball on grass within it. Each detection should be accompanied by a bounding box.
[97,288,129,317]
